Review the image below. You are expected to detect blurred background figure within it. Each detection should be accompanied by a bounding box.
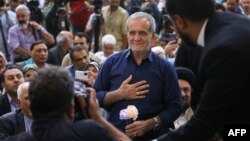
[95,34,117,65]
[151,46,166,59]
[47,31,73,66]
[102,0,129,51]
[22,64,38,81]
[240,0,250,17]
[224,0,243,14]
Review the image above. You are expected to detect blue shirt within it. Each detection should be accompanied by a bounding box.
[93,49,182,136]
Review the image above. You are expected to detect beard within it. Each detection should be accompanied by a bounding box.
[174,26,197,47]
[179,32,197,47]
[19,21,29,29]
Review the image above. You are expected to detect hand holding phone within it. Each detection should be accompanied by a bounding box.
[75,70,88,81]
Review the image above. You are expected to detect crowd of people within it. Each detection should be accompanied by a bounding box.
[0,0,249,141]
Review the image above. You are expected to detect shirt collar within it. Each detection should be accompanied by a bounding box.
[125,49,154,62]
[197,19,209,47]
[7,94,20,111]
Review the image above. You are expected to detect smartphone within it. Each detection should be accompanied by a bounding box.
[75,70,88,81]
[167,33,178,42]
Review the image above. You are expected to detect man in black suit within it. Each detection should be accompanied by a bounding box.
[157,0,250,140]
[47,31,73,66]
[0,64,24,116]
[0,82,30,140]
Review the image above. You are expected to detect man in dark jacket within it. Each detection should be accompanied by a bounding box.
[0,64,24,116]
[157,0,250,140]
[0,82,31,140]
[47,31,73,66]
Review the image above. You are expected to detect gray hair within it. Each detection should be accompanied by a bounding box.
[15,4,30,14]
[17,82,30,100]
[56,31,68,45]
[126,12,156,33]
[102,34,116,46]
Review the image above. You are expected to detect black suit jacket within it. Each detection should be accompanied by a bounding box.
[47,45,65,66]
[158,12,250,141]
[0,94,11,117]
[0,109,25,140]
[174,44,203,110]
[5,119,115,141]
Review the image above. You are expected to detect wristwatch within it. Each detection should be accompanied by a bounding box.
[153,117,160,131]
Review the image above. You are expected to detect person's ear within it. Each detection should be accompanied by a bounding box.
[171,15,188,31]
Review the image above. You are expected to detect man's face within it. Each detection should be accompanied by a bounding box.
[72,50,89,70]
[127,18,153,54]
[227,0,238,12]
[178,79,192,111]
[241,0,250,10]
[3,69,24,96]
[31,43,48,65]
[18,84,32,118]
[109,0,120,8]
[103,44,114,56]
[16,9,30,29]
[10,0,19,12]
[73,36,89,50]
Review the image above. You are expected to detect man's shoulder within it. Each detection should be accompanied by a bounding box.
[72,119,115,140]
[4,132,35,141]
[0,94,8,104]
[73,119,106,131]
[48,46,59,54]
[118,6,129,15]
[0,110,23,127]
[8,25,19,32]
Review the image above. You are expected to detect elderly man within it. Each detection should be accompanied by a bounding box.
[0,64,24,116]
[47,31,73,66]
[95,34,118,64]
[94,12,182,140]
[0,82,31,140]
[156,0,250,140]
[8,4,54,63]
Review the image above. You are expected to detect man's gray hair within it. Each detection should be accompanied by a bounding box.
[15,4,30,14]
[17,82,30,100]
[102,34,116,46]
[126,12,156,33]
[56,31,68,46]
